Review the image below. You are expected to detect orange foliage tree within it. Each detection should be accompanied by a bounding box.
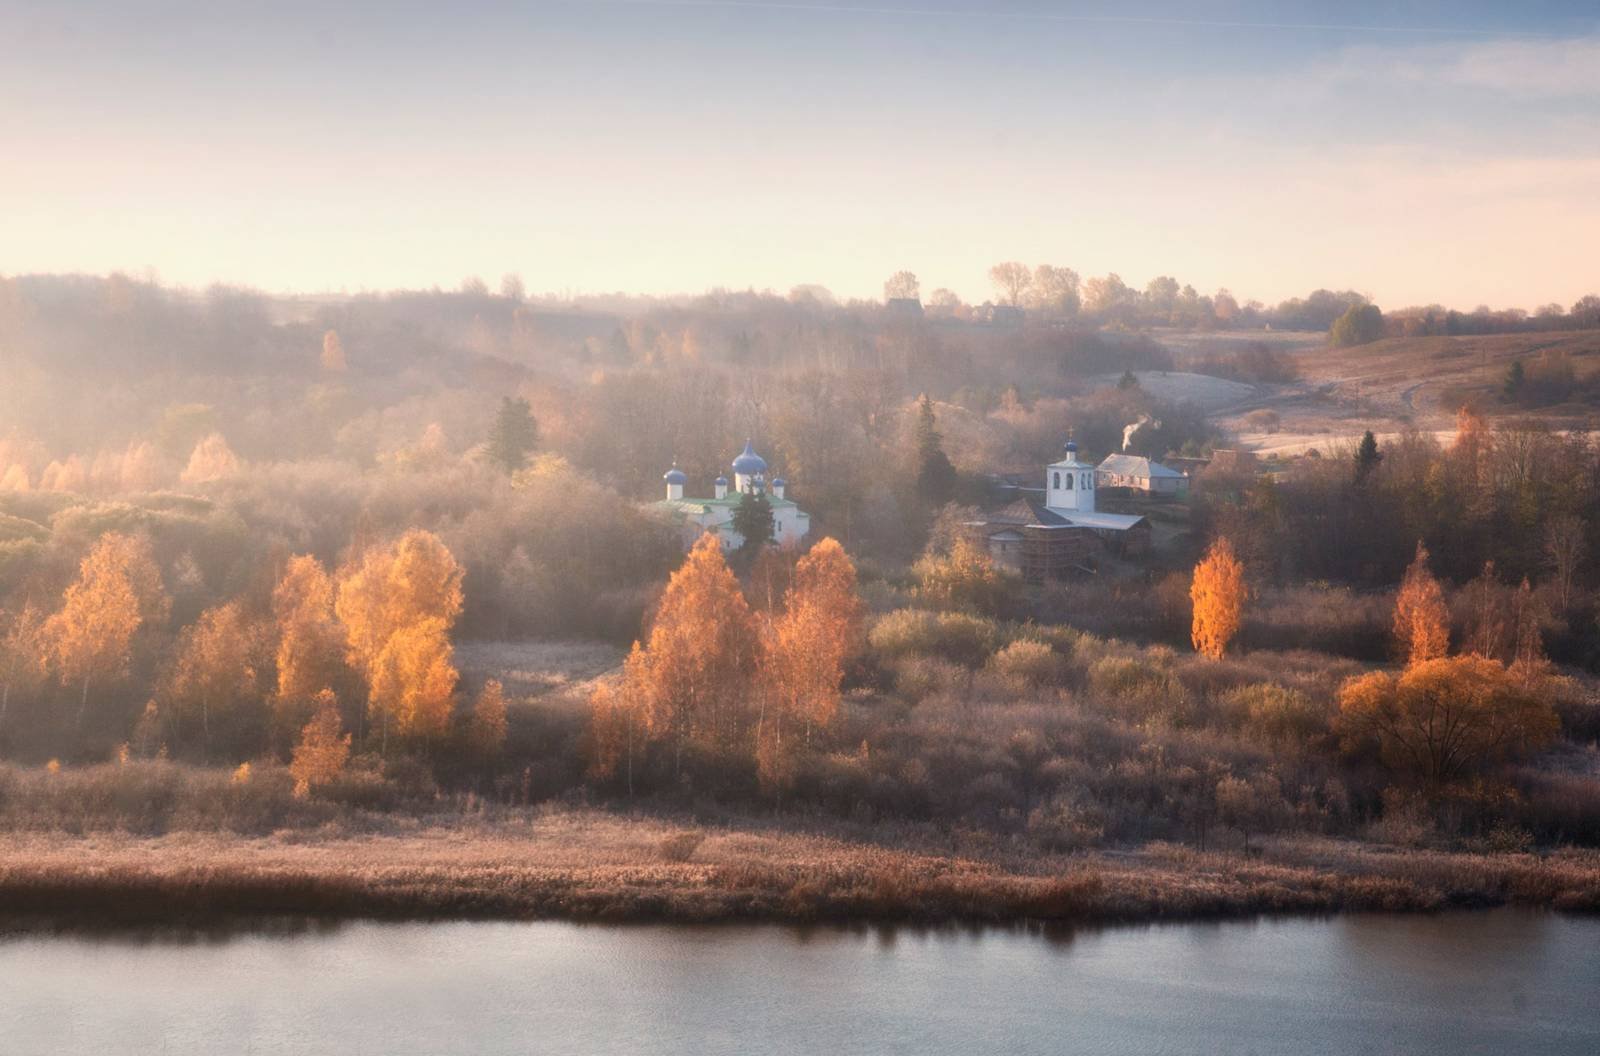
[181,432,240,484]
[590,533,758,778]
[587,644,651,794]
[468,678,509,761]
[0,604,47,733]
[45,532,169,722]
[272,555,346,719]
[169,600,263,756]
[756,538,863,787]
[321,329,347,373]
[1337,655,1559,787]
[336,530,464,750]
[1190,536,1246,659]
[290,689,351,796]
[1393,541,1449,666]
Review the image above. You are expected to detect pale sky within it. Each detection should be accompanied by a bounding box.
[3,1,1597,309]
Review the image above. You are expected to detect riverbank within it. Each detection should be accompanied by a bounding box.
[3,809,1598,929]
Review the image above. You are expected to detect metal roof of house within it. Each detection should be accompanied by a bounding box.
[1096,454,1186,479]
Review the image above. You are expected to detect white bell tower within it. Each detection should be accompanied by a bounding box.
[1045,439,1096,514]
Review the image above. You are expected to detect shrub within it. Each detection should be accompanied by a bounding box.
[1222,683,1328,742]
[989,639,1068,686]
[868,608,1001,668]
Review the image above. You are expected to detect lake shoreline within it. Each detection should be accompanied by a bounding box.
[3,810,1598,931]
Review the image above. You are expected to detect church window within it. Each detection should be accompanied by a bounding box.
[1052,472,1060,488]
[1065,474,1074,490]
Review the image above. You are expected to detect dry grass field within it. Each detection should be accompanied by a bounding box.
[1204,329,1600,456]
[2,810,1596,929]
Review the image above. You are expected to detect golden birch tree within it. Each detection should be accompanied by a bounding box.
[1393,541,1450,666]
[45,533,167,723]
[1190,536,1246,660]
[169,600,262,755]
[272,555,346,714]
[290,689,351,796]
[336,529,464,750]
[181,432,241,484]
[0,604,46,734]
[756,538,863,787]
[620,533,757,769]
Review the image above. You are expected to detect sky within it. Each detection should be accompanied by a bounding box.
[3,1,1598,309]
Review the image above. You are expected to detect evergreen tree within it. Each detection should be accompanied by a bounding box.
[732,488,775,556]
[914,393,957,504]
[1117,370,1140,390]
[1502,360,1525,403]
[487,396,539,474]
[1354,430,1382,482]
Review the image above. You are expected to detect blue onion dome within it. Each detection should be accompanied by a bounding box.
[714,474,728,486]
[771,477,786,488]
[663,463,686,485]
[1064,438,1079,455]
[731,439,767,475]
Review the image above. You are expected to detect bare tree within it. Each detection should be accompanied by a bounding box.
[988,262,1032,307]
[882,271,920,301]
[1543,514,1585,612]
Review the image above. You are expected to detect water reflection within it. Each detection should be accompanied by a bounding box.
[1,908,1594,1056]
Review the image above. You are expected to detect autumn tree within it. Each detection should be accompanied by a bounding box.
[271,555,346,721]
[1191,536,1246,659]
[367,618,457,743]
[320,329,347,372]
[622,533,757,768]
[181,432,240,484]
[168,600,263,756]
[487,396,539,474]
[1336,655,1558,787]
[1393,541,1449,666]
[755,538,863,788]
[290,690,351,796]
[588,645,651,794]
[0,604,46,734]
[913,535,1011,616]
[468,678,509,762]
[336,529,464,750]
[45,533,168,723]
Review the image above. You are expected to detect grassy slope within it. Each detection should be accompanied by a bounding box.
[3,810,1597,928]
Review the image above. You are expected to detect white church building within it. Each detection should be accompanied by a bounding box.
[967,440,1150,578]
[1042,440,1150,544]
[650,440,811,551]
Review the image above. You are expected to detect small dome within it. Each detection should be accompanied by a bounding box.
[731,439,767,475]
[714,475,728,486]
[663,464,686,485]
[1064,438,1079,455]
[771,477,786,487]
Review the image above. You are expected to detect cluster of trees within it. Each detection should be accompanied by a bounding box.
[882,266,1373,333]
[0,526,505,781]
[588,534,862,794]
[1203,413,1600,602]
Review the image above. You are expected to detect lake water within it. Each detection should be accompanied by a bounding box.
[3,909,1597,1055]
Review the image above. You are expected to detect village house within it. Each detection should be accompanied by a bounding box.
[650,440,811,551]
[1095,453,1190,496]
[968,440,1151,580]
